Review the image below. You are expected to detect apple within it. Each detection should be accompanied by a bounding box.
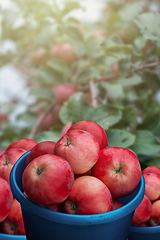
[22,154,74,206]
[31,48,49,66]
[0,112,8,122]
[131,194,152,226]
[61,121,72,137]
[47,203,63,213]
[51,84,78,103]
[51,43,77,63]
[0,199,25,235]
[0,148,27,183]
[92,147,142,198]
[6,139,37,151]
[0,177,13,222]
[142,165,160,176]
[37,103,61,131]
[67,120,108,150]
[143,172,160,201]
[54,129,100,174]
[110,63,119,75]
[149,200,160,226]
[0,149,5,156]
[90,29,104,38]
[63,176,112,215]
[25,141,56,166]
[139,221,150,227]
[112,199,124,211]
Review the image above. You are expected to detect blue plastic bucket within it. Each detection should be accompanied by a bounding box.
[129,225,160,240]
[10,151,145,240]
[0,233,26,240]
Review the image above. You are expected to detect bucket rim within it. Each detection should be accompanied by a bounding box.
[10,151,145,225]
[0,232,26,239]
[130,224,160,234]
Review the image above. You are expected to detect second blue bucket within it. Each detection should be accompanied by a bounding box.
[10,151,145,240]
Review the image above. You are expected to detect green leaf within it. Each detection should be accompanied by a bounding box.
[147,157,160,168]
[86,38,104,58]
[33,130,61,143]
[69,38,86,57]
[47,59,70,74]
[113,106,137,128]
[100,82,123,99]
[134,12,160,42]
[59,92,91,124]
[29,87,54,100]
[134,36,146,50]
[84,104,122,130]
[107,129,136,148]
[16,112,37,127]
[78,67,101,84]
[60,93,122,130]
[119,2,142,22]
[62,1,82,16]
[37,67,62,85]
[102,36,142,58]
[137,111,160,136]
[130,130,160,155]
[66,26,84,41]
[143,71,160,92]
[119,74,143,86]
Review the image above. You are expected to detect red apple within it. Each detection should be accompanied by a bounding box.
[61,122,72,137]
[0,148,27,183]
[6,139,37,151]
[149,200,160,226]
[1,199,25,235]
[143,172,160,201]
[54,129,100,174]
[131,195,152,226]
[142,166,160,176]
[67,120,108,150]
[0,112,8,122]
[51,43,77,63]
[25,141,56,166]
[51,84,78,103]
[47,203,63,213]
[112,199,124,211]
[63,176,112,215]
[0,149,5,156]
[0,177,13,222]
[140,221,150,227]
[92,147,142,198]
[90,29,104,38]
[22,154,74,206]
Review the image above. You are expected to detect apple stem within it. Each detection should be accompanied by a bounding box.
[3,160,10,165]
[36,168,43,175]
[64,140,71,146]
[115,166,123,174]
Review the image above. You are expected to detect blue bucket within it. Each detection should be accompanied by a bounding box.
[0,233,26,240]
[129,224,160,239]
[10,151,145,240]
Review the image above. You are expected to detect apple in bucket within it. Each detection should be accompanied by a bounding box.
[22,154,74,206]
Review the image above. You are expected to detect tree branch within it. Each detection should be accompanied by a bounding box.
[89,79,98,108]
[29,100,56,139]
[132,61,160,72]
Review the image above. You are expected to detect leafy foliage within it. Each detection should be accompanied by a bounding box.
[0,0,160,169]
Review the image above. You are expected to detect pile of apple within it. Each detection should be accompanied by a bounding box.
[0,138,38,235]
[0,120,159,236]
[131,165,160,227]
